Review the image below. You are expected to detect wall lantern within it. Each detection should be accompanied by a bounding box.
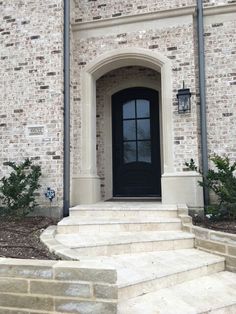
[177,81,191,113]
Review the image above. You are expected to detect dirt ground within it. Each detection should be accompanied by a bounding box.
[0,216,60,260]
[193,218,236,234]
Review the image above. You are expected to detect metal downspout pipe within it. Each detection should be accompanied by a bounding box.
[63,0,70,217]
[197,0,209,206]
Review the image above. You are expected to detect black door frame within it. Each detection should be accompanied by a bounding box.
[112,87,161,197]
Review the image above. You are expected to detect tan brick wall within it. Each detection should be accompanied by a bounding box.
[0,258,117,314]
[0,1,64,216]
[1,0,236,210]
[72,0,232,23]
[73,0,195,22]
[71,2,236,198]
[203,0,231,7]
[204,18,236,161]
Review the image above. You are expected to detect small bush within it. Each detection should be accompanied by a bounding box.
[185,155,236,220]
[185,158,198,172]
[0,159,42,218]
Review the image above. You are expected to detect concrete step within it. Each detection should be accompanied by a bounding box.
[76,249,225,300]
[115,249,225,300]
[70,202,178,219]
[118,271,236,314]
[55,231,194,256]
[57,217,182,234]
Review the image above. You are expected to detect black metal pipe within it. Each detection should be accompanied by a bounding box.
[197,0,209,206]
[63,0,70,217]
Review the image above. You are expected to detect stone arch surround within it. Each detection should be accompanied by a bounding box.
[71,48,203,208]
[96,66,162,200]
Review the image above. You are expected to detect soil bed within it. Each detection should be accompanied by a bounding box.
[0,216,60,260]
[193,217,236,234]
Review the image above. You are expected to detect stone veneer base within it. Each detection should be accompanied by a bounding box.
[183,223,236,272]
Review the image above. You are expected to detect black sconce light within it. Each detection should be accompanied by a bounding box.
[177,81,191,113]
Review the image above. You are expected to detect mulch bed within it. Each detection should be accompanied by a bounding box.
[0,216,60,260]
[193,217,236,234]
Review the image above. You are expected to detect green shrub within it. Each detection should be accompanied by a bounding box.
[185,158,198,172]
[0,159,42,218]
[185,155,236,220]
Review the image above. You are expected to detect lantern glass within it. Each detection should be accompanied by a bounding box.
[177,88,191,113]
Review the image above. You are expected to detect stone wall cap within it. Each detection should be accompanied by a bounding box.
[192,225,236,239]
[0,258,57,267]
[204,3,236,17]
[53,260,116,272]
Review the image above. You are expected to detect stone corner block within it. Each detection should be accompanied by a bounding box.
[55,299,117,314]
[195,238,226,254]
[40,225,57,239]
[53,262,117,284]
[94,283,118,300]
[0,259,56,279]
[192,225,210,239]
[177,204,189,215]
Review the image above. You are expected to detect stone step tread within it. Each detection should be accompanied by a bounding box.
[118,271,236,314]
[78,249,225,288]
[55,231,194,249]
[58,217,181,226]
[71,202,178,211]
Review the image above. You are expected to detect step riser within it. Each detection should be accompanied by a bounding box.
[73,239,194,256]
[57,222,182,234]
[118,261,225,300]
[209,304,236,314]
[69,210,178,219]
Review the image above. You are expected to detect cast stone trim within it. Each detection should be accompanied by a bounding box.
[72,47,173,204]
[72,4,236,36]
[102,78,162,200]
[72,6,196,32]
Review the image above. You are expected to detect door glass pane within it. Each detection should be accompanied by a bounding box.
[123,100,135,119]
[138,141,151,163]
[137,99,150,118]
[123,120,136,140]
[124,141,136,163]
[137,119,150,140]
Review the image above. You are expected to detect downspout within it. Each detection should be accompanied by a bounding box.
[197,0,209,206]
[63,0,70,217]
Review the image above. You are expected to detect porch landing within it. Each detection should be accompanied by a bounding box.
[41,202,236,313]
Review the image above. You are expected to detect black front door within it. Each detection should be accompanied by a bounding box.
[112,87,161,197]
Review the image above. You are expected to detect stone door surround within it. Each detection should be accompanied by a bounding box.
[72,48,173,204]
[72,47,203,208]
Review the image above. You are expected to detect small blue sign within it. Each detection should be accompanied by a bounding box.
[45,187,55,202]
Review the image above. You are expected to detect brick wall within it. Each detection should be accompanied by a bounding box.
[72,0,233,23]
[73,0,195,22]
[72,1,236,188]
[1,0,235,210]
[0,258,117,314]
[0,0,64,216]
[204,18,236,162]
